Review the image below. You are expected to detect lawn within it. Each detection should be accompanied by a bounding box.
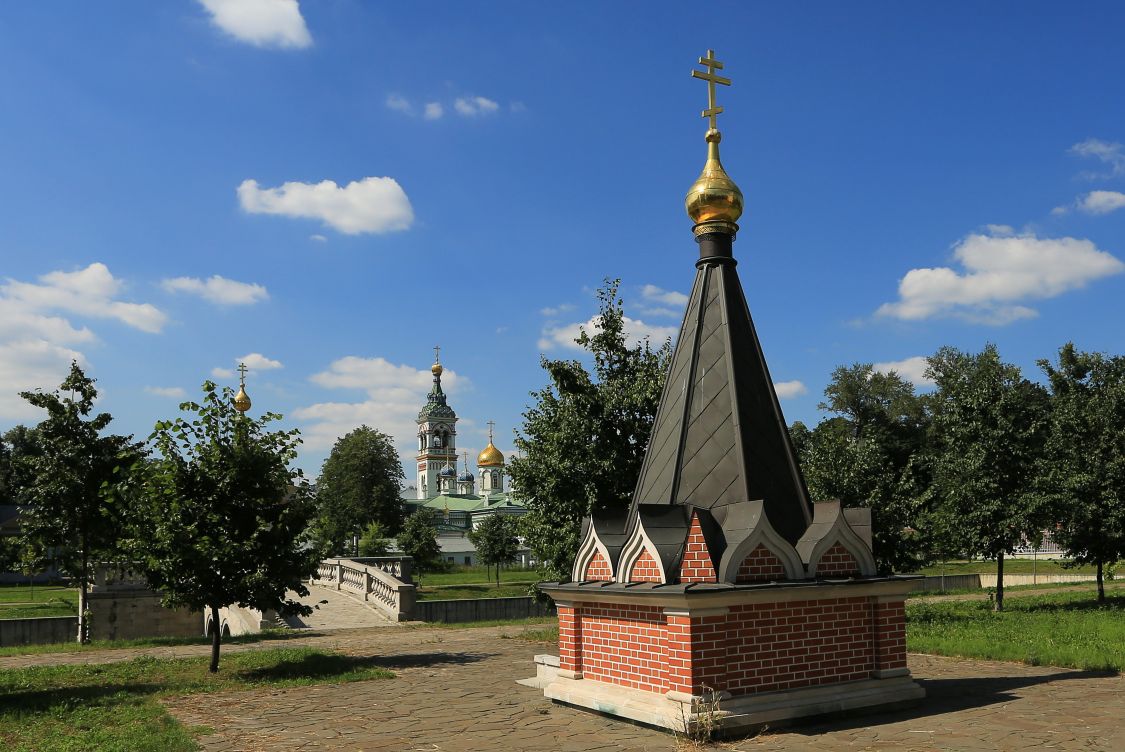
[0,646,393,751]
[418,565,541,587]
[907,590,1125,671]
[0,627,310,658]
[0,585,78,619]
[915,559,1099,576]
[416,582,535,601]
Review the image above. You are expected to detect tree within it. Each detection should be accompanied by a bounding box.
[316,426,405,556]
[357,521,391,557]
[508,279,672,579]
[15,363,140,643]
[1039,343,1125,602]
[797,365,933,574]
[397,509,441,583]
[468,514,520,585]
[128,381,319,672]
[927,345,1050,611]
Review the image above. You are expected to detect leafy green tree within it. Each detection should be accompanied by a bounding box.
[508,279,671,579]
[1039,343,1125,602]
[15,363,140,643]
[128,381,319,672]
[795,364,932,573]
[396,508,442,583]
[468,514,520,585]
[357,521,391,557]
[927,344,1050,611]
[316,426,405,556]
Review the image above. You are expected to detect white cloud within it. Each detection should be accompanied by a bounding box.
[3,263,166,334]
[310,234,327,242]
[636,306,682,319]
[237,352,283,371]
[872,356,935,387]
[877,230,1124,325]
[539,303,575,317]
[295,356,466,453]
[641,284,689,306]
[984,224,1015,236]
[198,0,311,49]
[144,386,187,399]
[1077,190,1125,215]
[386,94,412,115]
[423,102,444,120]
[211,367,235,379]
[1070,138,1125,178]
[161,275,269,306]
[238,177,414,235]
[773,380,807,399]
[0,340,85,420]
[538,315,677,351]
[454,96,500,117]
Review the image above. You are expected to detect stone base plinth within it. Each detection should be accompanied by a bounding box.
[543,673,924,735]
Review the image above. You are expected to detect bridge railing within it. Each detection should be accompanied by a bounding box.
[315,557,417,622]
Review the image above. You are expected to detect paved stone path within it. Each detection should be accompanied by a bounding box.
[3,624,1121,751]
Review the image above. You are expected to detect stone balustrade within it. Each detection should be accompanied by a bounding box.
[315,557,417,622]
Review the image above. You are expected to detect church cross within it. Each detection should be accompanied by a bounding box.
[691,49,731,130]
[487,420,495,442]
[237,362,248,386]
[433,344,441,363]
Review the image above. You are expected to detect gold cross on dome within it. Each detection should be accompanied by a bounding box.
[487,420,496,442]
[691,49,731,130]
[237,362,248,386]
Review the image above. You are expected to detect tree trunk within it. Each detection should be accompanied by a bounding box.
[1097,561,1105,603]
[77,549,89,644]
[994,552,1005,612]
[209,605,222,673]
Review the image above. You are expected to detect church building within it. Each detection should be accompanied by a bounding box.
[404,350,528,566]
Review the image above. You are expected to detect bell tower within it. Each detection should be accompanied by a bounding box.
[416,346,458,499]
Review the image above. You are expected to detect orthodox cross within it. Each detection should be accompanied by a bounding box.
[487,420,496,442]
[462,451,469,471]
[237,362,248,386]
[691,49,731,131]
[433,344,441,364]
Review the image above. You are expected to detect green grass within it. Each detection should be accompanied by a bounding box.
[418,565,541,587]
[915,559,1099,576]
[508,625,559,643]
[0,646,393,751]
[0,585,79,619]
[0,628,310,658]
[417,583,536,601]
[907,590,1125,671]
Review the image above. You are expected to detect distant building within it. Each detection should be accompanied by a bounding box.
[402,351,529,567]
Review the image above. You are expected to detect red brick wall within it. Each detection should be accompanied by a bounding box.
[583,550,612,581]
[628,549,663,583]
[874,600,907,671]
[665,612,730,695]
[735,544,788,583]
[558,606,580,673]
[724,597,873,694]
[679,513,717,584]
[815,542,861,576]
[578,603,668,693]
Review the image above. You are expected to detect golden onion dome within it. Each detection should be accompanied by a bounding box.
[233,385,251,413]
[431,362,443,377]
[477,441,504,467]
[685,129,743,226]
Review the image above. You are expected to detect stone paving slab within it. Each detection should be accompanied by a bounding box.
[4,624,1120,751]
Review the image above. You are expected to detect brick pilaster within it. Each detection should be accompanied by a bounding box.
[557,604,583,678]
[872,596,907,677]
[663,607,729,698]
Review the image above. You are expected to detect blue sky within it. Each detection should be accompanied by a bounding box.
[2,1,1125,480]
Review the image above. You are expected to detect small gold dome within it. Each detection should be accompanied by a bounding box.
[477,441,504,467]
[233,385,251,413]
[685,129,743,226]
[431,362,443,377]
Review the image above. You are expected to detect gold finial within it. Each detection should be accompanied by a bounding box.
[685,49,744,232]
[233,362,251,413]
[431,345,443,377]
